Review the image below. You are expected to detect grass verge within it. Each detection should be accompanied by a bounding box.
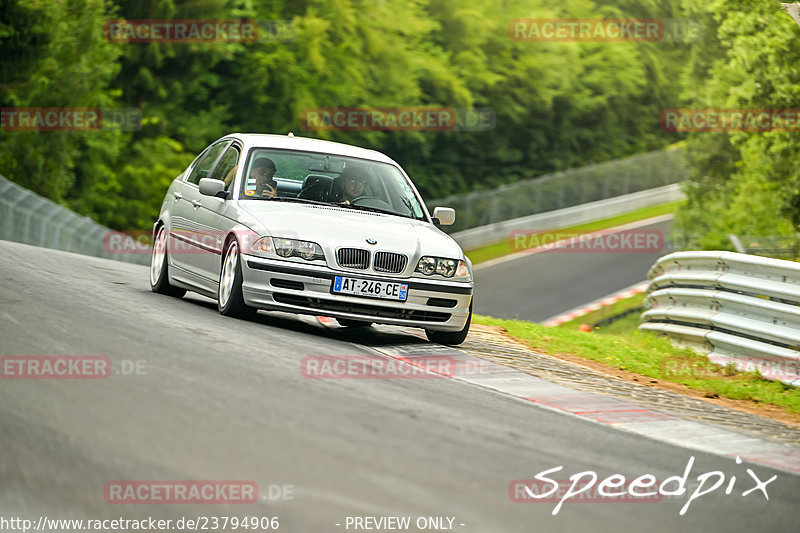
[466,200,684,265]
[472,314,800,415]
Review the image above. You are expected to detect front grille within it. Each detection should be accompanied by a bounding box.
[273,293,451,322]
[337,248,370,269]
[373,251,407,273]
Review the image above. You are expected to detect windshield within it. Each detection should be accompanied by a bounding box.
[237,148,427,220]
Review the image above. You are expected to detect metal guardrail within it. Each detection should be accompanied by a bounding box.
[451,184,684,251]
[427,147,689,234]
[640,251,800,386]
[0,173,149,265]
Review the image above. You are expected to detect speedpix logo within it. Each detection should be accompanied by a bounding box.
[511,456,776,515]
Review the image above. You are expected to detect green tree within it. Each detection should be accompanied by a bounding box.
[674,0,800,251]
[0,0,121,204]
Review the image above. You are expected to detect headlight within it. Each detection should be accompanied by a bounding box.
[436,259,457,277]
[417,256,437,275]
[415,256,466,278]
[268,237,324,261]
[274,237,294,257]
[297,241,318,260]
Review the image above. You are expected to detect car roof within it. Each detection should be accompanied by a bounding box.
[226,133,397,165]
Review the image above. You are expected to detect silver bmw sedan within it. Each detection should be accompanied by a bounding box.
[150,133,473,344]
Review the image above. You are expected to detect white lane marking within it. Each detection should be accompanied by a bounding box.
[474,213,674,271]
[3,312,18,324]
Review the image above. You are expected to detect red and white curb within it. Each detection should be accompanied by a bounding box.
[363,335,800,476]
[312,317,800,475]
[542,280,649,327]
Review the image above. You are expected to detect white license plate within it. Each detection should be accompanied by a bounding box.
[332,276,408,301]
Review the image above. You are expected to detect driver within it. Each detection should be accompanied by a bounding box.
[333,166,369,204]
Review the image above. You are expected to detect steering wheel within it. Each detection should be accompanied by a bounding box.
[349,195,392,209]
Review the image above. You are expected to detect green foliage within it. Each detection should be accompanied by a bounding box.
[674,0,800,251]
[0,0,121,203]
[1,0,693,230]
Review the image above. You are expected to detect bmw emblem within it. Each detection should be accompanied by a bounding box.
[366,238,377,245]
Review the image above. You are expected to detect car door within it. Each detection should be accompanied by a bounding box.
[169,140,230,279]
[189,143,242,282]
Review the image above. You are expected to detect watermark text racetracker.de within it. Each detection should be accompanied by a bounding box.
[510,18,703,42]
[103,19,295,43]
[510,18,662,41]
[301,355,499,379]
[300,107,495,132]
[103,228,272,255]
[511,456,777,516]
[661,108,800,132]
[1,356,146,379]
[0,107,142,132]
[104,481,257,504]
[104,20,257,43]
[662,356,800,383]
[509,228,664,253]
[103,480,293,504]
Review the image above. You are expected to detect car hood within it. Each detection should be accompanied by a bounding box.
[238,201,463,258]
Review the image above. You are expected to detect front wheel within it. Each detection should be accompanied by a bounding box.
[150,225,186,297]
[218,240,256,319]
[426,300,471,345]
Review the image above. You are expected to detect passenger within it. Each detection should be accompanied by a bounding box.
[222,165,238,190]
[244,157,278,198]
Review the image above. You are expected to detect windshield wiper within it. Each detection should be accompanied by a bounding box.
[334,202,414,219]
[267,197,331,207]
[400,197,421,218]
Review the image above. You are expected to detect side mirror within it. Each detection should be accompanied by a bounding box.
[432,207,455,226]
[199,178,226,197]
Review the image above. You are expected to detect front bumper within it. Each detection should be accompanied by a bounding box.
[240,254,473,331]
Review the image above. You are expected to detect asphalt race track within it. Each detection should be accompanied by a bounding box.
[473,219,672,323]
[1,239,798,532]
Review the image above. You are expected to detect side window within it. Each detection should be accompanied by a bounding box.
[210,145,241,191]
[186,141,229,185]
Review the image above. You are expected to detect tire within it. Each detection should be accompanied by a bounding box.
[150,225,186,297]
[335,318,373,328]
[426,300,471,345]
[218,239,256,319]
